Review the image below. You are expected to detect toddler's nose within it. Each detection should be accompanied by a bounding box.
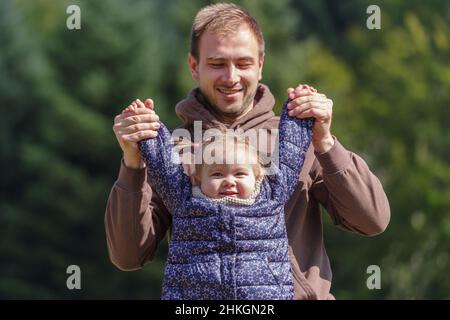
[222,177,236,187]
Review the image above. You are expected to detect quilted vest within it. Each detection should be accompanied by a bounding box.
[139,100,313,300]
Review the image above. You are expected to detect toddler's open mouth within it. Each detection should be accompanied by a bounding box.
[220,190,239,197]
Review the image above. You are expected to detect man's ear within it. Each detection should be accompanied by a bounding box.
[258,54,265,81]
[188,53,199,81]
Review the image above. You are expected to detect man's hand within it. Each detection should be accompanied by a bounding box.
[286,84,334,153]
[112,98,160,169]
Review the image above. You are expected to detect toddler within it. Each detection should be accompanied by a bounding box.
[129,99,313,300]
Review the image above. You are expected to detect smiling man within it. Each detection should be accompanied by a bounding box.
[187,18,264,124]
[106,3,390,300]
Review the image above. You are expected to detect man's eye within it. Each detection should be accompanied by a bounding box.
[210,63,224,68]
[238,64,251,69]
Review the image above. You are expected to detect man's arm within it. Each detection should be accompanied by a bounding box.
[287,84,390,235]
[105,160,171,270]
[311,139,391,236]
[106,98,172,270]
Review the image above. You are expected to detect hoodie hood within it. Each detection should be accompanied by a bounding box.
[175,84,278,131]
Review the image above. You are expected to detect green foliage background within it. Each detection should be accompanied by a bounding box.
[1,0,449,299]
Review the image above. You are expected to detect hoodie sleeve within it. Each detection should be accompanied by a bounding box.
[138,122,190,213]
[309,139,391,236]
[105,164,171,271]
[277,99,314,202]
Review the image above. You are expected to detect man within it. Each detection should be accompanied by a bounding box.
[106,3,390,299]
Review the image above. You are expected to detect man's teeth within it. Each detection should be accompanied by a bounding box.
[219,88,241,94]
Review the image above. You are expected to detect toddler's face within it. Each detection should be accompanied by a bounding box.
[198,163,257,199]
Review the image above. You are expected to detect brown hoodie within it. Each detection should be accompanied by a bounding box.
[105,84,390,299]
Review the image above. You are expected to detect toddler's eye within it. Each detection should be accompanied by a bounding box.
[236,172,248,177]
[211,172,223,177]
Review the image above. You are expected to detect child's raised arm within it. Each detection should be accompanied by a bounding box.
[138,121,190,213]
[277,99,314,202]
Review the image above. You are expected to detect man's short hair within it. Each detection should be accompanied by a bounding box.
[190,3,265,60]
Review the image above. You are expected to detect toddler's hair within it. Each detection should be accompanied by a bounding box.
[175,124,266,183]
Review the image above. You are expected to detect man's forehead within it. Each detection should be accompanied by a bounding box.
[199,27,259,55]
[206,55,255,61]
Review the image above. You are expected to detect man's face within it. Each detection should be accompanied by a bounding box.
[188,25,264,122]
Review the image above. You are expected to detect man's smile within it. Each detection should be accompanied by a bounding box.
[217,87,243,99]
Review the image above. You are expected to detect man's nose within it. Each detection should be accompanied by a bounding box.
[222,64,239,84]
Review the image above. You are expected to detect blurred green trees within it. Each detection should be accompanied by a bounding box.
[1,0,449,299]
